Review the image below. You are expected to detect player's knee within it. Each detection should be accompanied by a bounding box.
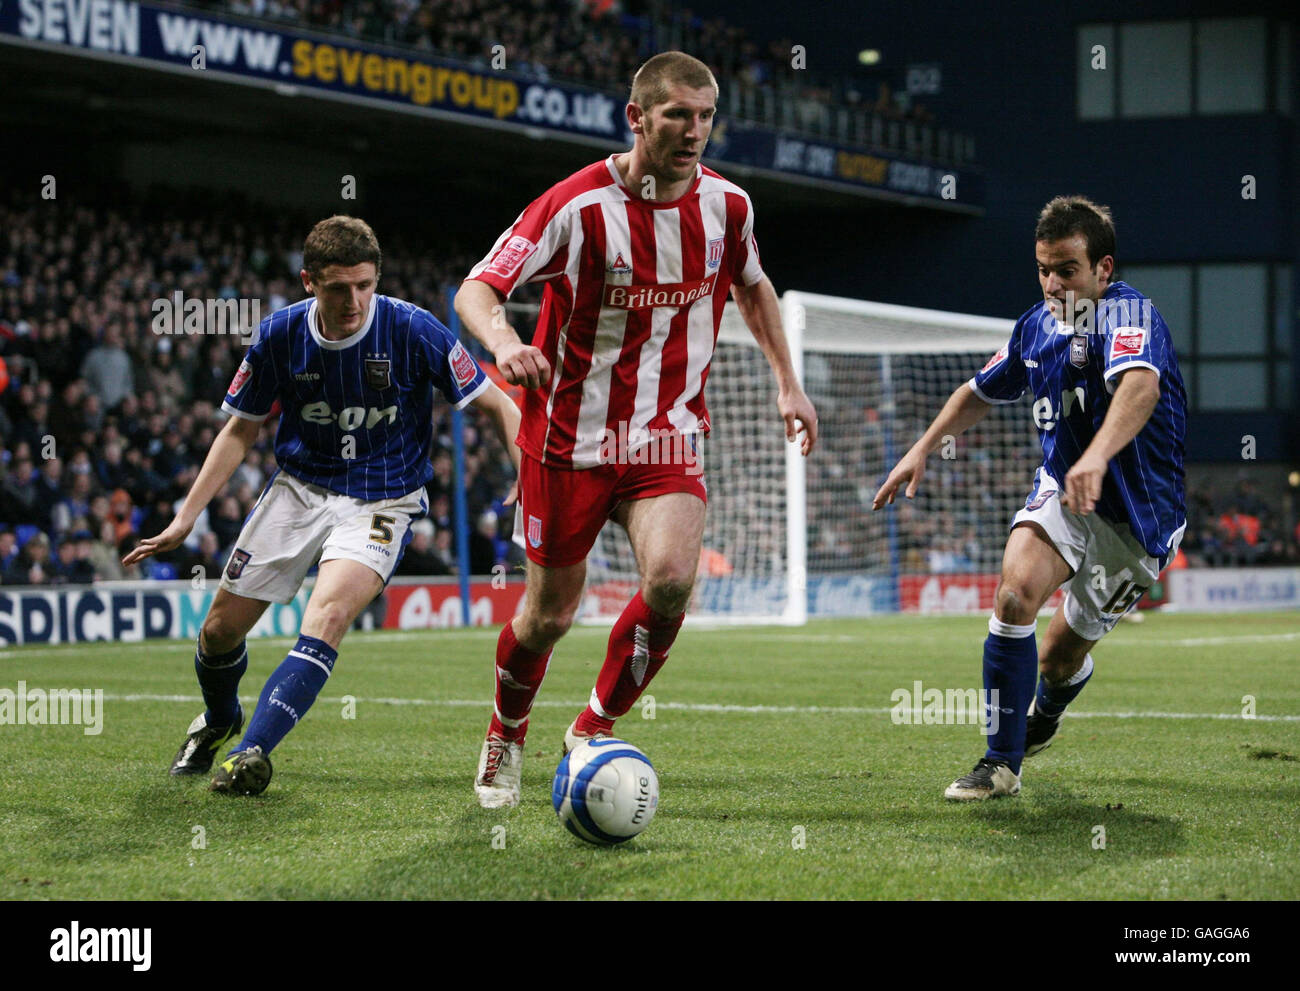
[529,607,577,646]
[993,581,1038,626]
[644,571,694,616]
[201,614,243,655]
[304,599,352,642]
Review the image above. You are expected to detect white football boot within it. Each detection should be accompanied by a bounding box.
[562,719,612,756]
[943,757,1021,800]
[474,734,523,809]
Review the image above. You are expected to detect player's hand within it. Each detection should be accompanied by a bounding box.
[873,449,926,510]
[779,387,818,456]
[121,519,193,566]
[502,480,519,507]
[1062,452,1106,516]
[495,340,551,390]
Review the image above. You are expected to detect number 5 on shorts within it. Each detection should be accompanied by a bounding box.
[369,514,396,544]
[1102,579,1146,614]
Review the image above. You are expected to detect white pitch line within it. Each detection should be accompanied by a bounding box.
[6,628,1299,659]
[89,693,1300,722]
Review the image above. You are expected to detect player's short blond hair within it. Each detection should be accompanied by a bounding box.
[630,52,718,112]
[303,215,382,279]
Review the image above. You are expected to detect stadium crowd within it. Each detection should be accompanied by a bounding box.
[0,188,522,586]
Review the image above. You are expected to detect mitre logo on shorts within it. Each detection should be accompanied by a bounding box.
[981,345,1008,373]
[226,548,251,580]
[1110,328,1146,359]
[604,274,716,311]
[1025,486,1056,511]
[449,342,477,389]
[705,237,724,271]
[227,359,253,398]
[527,515,542,548]
[486,235,538,279]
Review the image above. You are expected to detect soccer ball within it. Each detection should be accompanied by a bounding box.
[552,739,659,845]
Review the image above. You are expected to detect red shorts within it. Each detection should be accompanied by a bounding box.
[518,444,708,568]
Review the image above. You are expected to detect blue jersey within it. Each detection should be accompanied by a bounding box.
[970,281,1187,559]
[221,294,489,500]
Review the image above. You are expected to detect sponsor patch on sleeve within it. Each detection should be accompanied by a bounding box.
[1110,327,1146,360]
[485,235,538,280]
[227,359,253,398]
[981,344,1008,373]
[449,342,479,389]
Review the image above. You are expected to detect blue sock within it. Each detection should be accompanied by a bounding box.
[1035,653,1094,718]
[196,639,247,727]
[235,636,337,756]
[983,617,1038,775]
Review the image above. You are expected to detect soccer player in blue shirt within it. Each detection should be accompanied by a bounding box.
[125,216,521,795]
[873,196,1187,799]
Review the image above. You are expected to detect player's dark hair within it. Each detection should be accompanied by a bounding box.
[630,52,718,112]
[1035,196,1116,268]
[303,216,382,279]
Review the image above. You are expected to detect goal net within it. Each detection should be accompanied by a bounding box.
[497,292,1037,623]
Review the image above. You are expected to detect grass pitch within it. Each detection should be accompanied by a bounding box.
[1,611,1297,900]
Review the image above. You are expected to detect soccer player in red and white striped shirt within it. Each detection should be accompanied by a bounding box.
[456,52,817,808]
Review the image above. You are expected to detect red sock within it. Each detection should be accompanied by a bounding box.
[575,591,684,735]
[489,620,552,742]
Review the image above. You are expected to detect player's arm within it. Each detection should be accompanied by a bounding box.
[121,414,262,565]
[730,275,818,456]
[469,381,523,504]
[1062,367,1160,515]
[872,383,992,509]
[455,280,551,390]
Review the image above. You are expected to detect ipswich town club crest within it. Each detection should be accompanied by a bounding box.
[226,548,251,580]
[365,357,391,389]
[1070,334,1088,368]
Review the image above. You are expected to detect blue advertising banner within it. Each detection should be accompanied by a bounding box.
[2,0,982,208]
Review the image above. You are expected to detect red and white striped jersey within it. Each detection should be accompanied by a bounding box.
[467,154,765,468]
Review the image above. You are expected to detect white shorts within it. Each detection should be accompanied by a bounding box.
[1011,469,1184,641]
[219,471,428,604]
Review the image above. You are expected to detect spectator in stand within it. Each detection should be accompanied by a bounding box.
[1218,501,1262,564]
[53,532,96,584]
[88,518,129,580]
[0,529,17,572]
[395,518,452,577]
[3,531,52,585]
[469,509,501,575]
[107,488,138,544]
[95,440,130,491]
[32,456,64,532]
[432,527,457,575]
[179,530,225,581]
[13,395,52,454]
[51,470,95,538]
[209,495,245,554]
[80,323,135,412]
